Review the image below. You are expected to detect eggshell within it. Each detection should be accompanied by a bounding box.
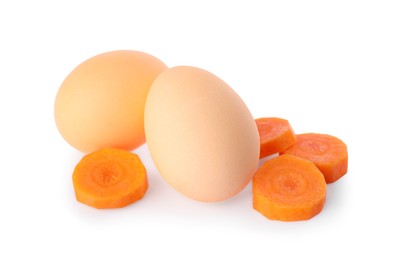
[144,66,260,202]
[54,50,167,153]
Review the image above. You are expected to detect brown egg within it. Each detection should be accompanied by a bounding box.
[54,50,167,153]
[145,66,260,202]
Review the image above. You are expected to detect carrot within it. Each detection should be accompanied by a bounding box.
[280,133,348,183]
[253,154,327,221]
[255,117,297,159]
[72,148,148,209]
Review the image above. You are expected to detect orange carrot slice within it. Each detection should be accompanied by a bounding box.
[72,148,148,209]
[253,154,327,221]
[280,133,348,183]
[255,117,297,159]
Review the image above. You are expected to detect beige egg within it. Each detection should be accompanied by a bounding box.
[145,66,260,202]
[54,50,167,153]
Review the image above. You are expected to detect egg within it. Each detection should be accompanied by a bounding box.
[54,50,167,153]
[144,66,260,202]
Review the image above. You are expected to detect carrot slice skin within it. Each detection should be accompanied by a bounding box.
[280,133,348,183]
[72,148,148,209]
[253,154,327,221]
[255,117,297,159]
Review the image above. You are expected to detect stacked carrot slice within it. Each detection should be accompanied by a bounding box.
[253,117,348,221]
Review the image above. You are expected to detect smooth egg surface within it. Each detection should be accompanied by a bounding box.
[145,66,260,202]
[55,50,167,153]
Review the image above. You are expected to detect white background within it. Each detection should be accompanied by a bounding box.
[1,1,395,259]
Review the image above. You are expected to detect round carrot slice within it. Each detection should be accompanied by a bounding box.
[280,133,348,183]
[255,117,297,158]
[253,154,327,221]
[72,148,148,209]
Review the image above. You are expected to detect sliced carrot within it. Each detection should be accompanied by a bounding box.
[72,148,148,209]
[255,117,297,159]
[253,154,327,221]
[280,133,348,183]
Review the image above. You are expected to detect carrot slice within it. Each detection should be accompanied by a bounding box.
[280,133,348,183]
[255,117,297,159]
[253,154,327,221]
[72,148,148,209]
